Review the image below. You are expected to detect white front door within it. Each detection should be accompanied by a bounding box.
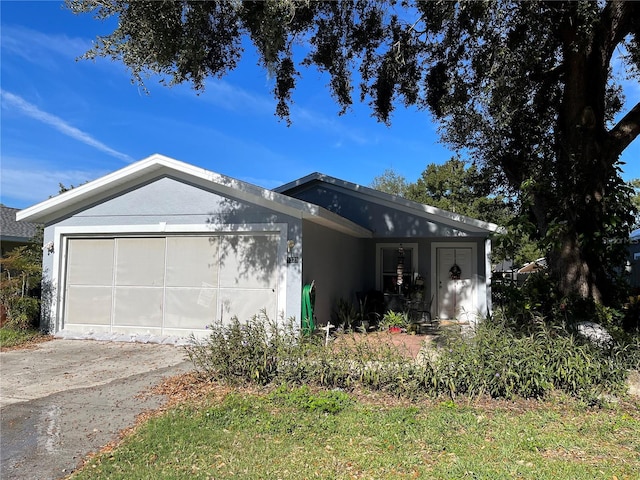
[436,247,475,321]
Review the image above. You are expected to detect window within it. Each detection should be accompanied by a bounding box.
[376,243,418,295]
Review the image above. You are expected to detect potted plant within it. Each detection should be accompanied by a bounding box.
[381,310,409,333]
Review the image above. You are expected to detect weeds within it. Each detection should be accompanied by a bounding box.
[185,311,638,402]
[0,327,46,349]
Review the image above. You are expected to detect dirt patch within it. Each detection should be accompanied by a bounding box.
[332,331,435,359]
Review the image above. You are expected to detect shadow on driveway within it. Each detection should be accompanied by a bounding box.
[0,339,192,480]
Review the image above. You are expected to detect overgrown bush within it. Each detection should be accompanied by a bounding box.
[435,319,632,402]
[0,244,42,330]
[185,312,306,386]
[186,311,637,402]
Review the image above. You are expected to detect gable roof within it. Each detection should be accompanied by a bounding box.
[1,205,40,242]
[16,154,372,238]
[274,172,503,234]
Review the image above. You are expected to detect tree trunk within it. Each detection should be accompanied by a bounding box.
[547,2,630,304]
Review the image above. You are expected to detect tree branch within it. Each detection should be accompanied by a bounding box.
[609,101,640,157]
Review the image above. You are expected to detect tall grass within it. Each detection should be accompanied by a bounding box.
[0,327,45,349]
[185,312,638,402]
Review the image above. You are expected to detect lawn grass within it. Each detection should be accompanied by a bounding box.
[0,327,47,349]
[70,384,640,480]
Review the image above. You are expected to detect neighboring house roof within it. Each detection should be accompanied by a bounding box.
[16,154,372,238]
[1,204,40,243]
[274,172,503,234]
[518,257,548,274]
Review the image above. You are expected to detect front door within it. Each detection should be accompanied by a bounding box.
[436,247,475,321]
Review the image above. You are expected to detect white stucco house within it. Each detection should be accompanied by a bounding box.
[17,154,501,340]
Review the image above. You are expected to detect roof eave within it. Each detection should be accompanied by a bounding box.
[275,172,504,235]
[16,154,373,238]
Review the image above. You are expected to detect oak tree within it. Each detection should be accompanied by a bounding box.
[67,0,640,305]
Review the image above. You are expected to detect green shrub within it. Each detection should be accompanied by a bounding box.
[185,312,306,386]
[1,244,42,330]
[0,326,44,348]
[186,310,636,402]
[433,319,633,401]
[333,297,361,331]
[2,296,40,330]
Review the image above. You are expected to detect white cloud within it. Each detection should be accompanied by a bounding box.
[200,79,370,146]
[0,164,105,207]
[0,25,90,67]
[202,79,275,115]
[1,90,135,163]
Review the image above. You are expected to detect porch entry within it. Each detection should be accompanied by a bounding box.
[434,244,476,322]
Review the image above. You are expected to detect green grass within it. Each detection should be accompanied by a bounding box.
[0,327,45,348]
[71,386,640,480]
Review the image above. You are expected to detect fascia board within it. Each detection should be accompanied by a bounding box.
[17,154,168,223]
[167,168,371,237]
[273,172,323,194]
[16,154,371,238]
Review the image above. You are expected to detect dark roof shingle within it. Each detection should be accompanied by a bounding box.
[1,205,40,241]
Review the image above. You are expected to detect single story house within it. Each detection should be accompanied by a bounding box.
[17,154,501,339]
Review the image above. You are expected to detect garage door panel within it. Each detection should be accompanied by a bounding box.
[67,239,114,285]
[165,287,217,330]
[115,238,166,286]
[65,286,113,326]
[166,237,219,287]
[113,287,164,327]
[219,289,277,323]
[64,233,279,337]
[219,235,278,289]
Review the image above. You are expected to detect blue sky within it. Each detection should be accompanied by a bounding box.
[2,1,639,210]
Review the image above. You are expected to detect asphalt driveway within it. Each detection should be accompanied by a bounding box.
[0,339,192,480]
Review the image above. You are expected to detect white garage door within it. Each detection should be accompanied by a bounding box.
[63,234,279,337]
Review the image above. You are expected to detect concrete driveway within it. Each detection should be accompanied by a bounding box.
[0,339,192,480]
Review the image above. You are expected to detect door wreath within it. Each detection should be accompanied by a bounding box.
[449,263,461,280]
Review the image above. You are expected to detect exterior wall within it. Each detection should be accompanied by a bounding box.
[289,182,494,322]
[301,220,365,326]
[285,183,479,237]
[40,176,302,334]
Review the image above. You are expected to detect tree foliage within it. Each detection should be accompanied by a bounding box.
[67,0,640,307]
[370,168,409,197]
[371,159,540,267]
